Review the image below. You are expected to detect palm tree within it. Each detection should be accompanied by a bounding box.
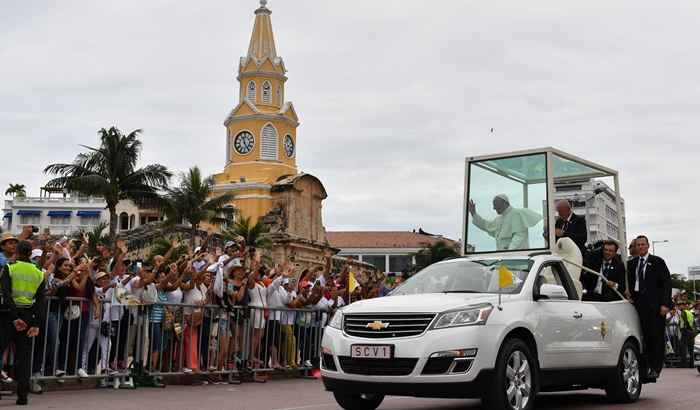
[223,215,271,249]
[5,184,27,198]
[163,166,236,248]
[44,127,171,238]
[81,222,109,256]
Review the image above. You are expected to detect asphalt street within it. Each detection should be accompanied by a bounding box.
[1,368,698,410]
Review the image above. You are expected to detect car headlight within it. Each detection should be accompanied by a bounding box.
[328,310,343,329]
[431,303,493,330]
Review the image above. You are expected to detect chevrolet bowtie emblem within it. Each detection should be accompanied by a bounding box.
[366,320,389,331]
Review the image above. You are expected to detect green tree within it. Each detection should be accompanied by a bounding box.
[80,222,109,257]
[223,215,271,249]
[414,240,460,271]
[148,236,189,264]
[44,127,171,239]
[163,166,235,248]
[5,183,27,198]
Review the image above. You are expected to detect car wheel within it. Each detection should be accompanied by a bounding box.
[484,338,538,410]
[332,392,385,410]
[696,367,700,375]
[605,340,642,403]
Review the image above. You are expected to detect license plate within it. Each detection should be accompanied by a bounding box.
[351,344,393,359]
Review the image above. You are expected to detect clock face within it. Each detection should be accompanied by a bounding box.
[234,131,254,155]
[284,135,295,158]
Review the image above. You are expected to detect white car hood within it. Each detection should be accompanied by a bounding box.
[342,293,504,314]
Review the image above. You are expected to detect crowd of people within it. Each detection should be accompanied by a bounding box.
[0,203,698,405]
[0,226,401,405]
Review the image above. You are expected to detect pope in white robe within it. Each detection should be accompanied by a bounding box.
[469,194,543,250]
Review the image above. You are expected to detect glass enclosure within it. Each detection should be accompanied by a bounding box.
[466,153,548,253]
[464,148,623,256]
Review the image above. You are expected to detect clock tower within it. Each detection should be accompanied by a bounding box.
[212,0,300,222]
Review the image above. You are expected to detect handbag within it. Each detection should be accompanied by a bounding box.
[164,309,175,331]
[100,321,111,337]
[64,304,81,321]
[188,309,204,327]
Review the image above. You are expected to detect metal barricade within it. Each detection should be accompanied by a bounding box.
[18,297,328,387]
[29,296,135,382]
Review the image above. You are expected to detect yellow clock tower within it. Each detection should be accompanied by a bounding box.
[212,0,300,222]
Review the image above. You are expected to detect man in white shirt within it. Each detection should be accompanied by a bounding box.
[468,194,542,250]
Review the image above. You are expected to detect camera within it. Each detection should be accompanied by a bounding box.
[31,225,39,234]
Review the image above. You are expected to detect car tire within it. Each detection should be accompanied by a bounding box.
[483,338,538,410]
[605,340,642,403]
[332,392,385,410]
[696,367,700,375]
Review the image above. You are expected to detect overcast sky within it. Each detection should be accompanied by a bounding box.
[1,0,698,275]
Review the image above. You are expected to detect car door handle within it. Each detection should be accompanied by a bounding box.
[573,312,583,319]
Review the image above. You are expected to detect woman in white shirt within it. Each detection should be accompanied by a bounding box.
[181,266,206,373]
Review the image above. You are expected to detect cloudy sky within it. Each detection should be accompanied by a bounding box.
[1,0,698,275]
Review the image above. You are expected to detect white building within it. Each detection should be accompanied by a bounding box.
[2,188,162,235]
[554,179,627,247]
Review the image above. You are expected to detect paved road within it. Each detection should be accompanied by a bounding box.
[2,368,698,410]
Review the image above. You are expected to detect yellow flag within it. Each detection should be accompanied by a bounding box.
[348,272,359,293]
[498,265,514,288]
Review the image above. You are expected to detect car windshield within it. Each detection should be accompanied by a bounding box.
[393,259,534,296]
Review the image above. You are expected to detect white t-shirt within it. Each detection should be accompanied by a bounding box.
[280,288,297,325]
[249,283,268,308]
[183,283,207,314]
[126,276,143,301]
[166,288,183,304]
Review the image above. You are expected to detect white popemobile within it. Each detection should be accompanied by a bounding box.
[322,148,652,410]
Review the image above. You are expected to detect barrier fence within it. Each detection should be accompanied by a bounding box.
[16,297,326,386]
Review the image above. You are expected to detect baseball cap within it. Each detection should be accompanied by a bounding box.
[224,241,236,249]
[282,278,290,285]
[194,246,202,254]
[226,258,243,268]
[30,249,44,259]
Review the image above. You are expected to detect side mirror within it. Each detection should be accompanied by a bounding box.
[533,276,545,301]
[537,284,568,301]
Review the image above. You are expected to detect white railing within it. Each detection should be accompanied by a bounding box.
[10,196,105,206]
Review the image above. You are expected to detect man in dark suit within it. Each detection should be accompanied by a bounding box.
[555,200,588,255]
[581,240,626,302]
[627,235,672,379]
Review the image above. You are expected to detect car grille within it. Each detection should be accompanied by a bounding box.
[343,313,435,338]
[338,357,418,376]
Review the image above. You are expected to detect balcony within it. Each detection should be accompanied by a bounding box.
[9,196,105,207]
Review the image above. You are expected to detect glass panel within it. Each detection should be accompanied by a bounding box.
[552,154,606,179]
[389,255,412,273]
[362,255,386,271]
[393,259,534,296]
[466,153,547,253]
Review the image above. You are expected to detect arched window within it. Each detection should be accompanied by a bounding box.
[262,81,272,104]
[247,81,256,102]
[260,124,278,160]
[119,212,129,231]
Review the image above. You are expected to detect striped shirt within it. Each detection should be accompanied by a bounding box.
[150,290,168,323]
